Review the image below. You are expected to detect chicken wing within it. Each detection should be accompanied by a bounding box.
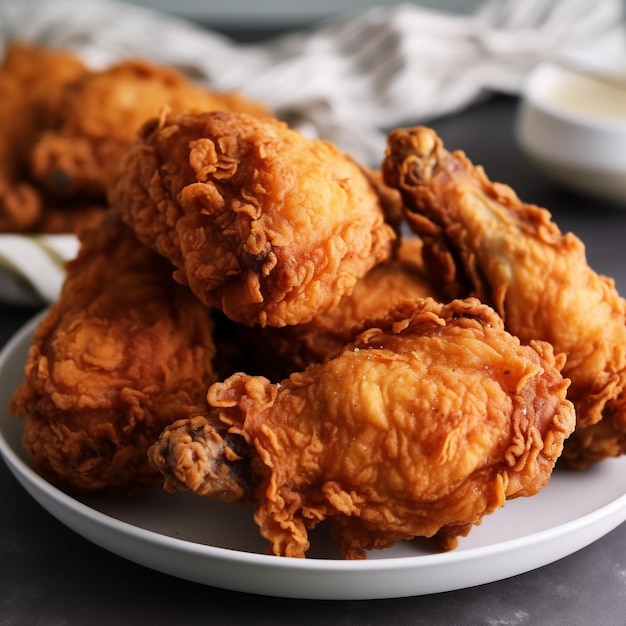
[149,298,575,558]
[382,126,626,467]
[10,211,218,493]
[110,110,396,327]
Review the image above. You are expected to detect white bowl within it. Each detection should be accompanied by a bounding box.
[515,61,626,206]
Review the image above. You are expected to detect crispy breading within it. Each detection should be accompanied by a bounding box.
[238,236,442,380]
[150,298,575,558]
[30,58,270,200]
[383,125,626,467]
[10,212,218,492]
[110,110,396,327]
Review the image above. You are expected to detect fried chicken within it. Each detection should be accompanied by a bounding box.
[10,211,218,493]
[149,298,575,558]
[0,41,88,231]
[30,58,270,201]
[240,236,442,380]
[382,125,626,467]
[110,110,396,327]
[0,44,269,234]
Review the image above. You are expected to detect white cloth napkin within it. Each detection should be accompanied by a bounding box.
[0,0,625,305]
[0,235,79,306]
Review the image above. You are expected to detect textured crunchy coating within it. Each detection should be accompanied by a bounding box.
[111,110,396,326]
[10,212,218,493]
[239,236,442,380]
[30,58,270,200]
[383,125,626,467]
[150,298,575,558]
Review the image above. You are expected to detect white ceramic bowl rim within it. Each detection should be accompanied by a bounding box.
[522,61,626,133]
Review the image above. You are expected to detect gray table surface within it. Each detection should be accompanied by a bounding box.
[1,94,625,625]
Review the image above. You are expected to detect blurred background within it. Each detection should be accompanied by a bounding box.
[120,0,484,26]
[118,0,487,40]
[118,0,626,42]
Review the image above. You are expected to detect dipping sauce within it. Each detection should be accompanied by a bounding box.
[539,67,626,120]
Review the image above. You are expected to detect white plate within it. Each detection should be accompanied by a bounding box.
[1,313,625,600]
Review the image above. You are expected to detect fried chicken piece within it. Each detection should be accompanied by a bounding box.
[111,110,396,327]
[149,298,575,558]
[10,211,218,493]
[240,236,442,380]
[382,126,626,467]
[30,58,270,201]
[0,41,88,179]
[0,41,88,231]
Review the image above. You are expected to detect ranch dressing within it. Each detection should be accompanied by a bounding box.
[540,67,626,120]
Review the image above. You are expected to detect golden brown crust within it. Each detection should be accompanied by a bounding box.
[10,212,218,493]
[0,43,270,234]
[151,298,575,558]
[239,236,442,380]
[30,58,271,200]
[383,125,626,467]
[111,110,396,327]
